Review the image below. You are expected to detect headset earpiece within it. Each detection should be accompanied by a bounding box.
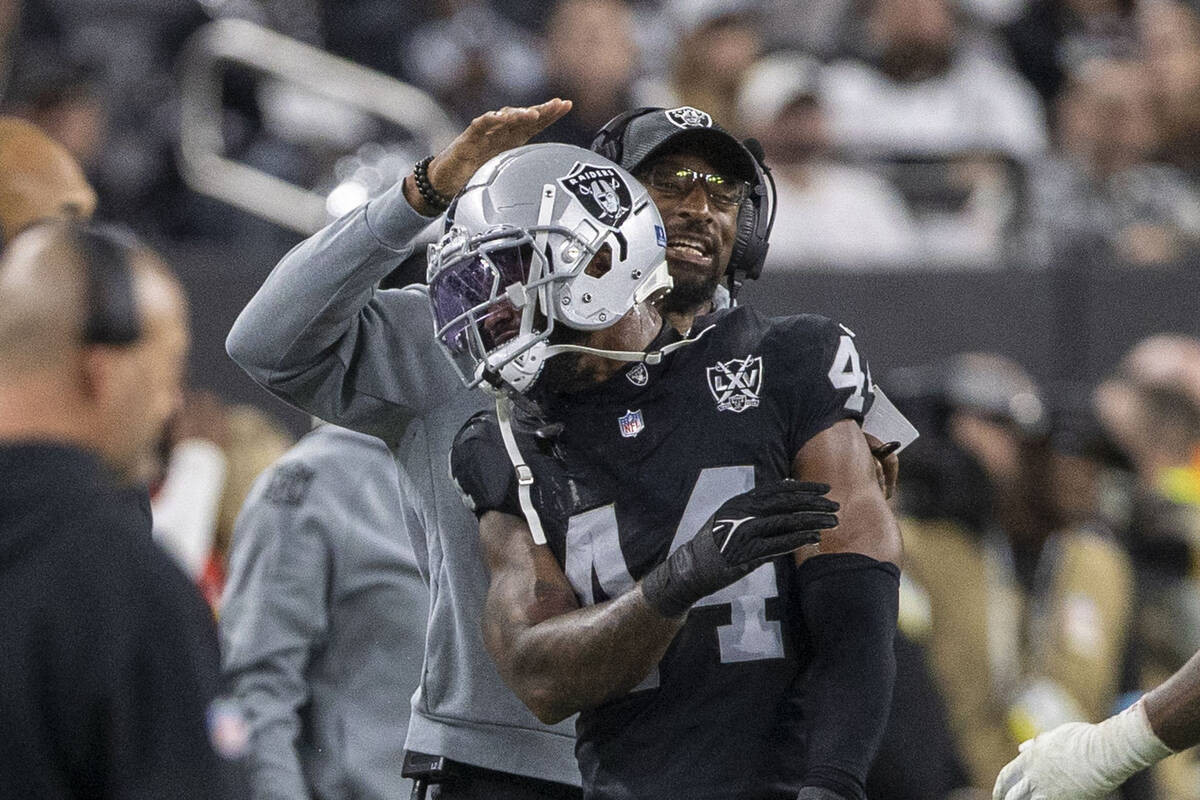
[78,225,141,346]
[589,107,659,165]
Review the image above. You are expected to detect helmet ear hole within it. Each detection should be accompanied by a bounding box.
[584,243,613,278]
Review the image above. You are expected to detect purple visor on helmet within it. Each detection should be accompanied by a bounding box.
[429,240,534,357]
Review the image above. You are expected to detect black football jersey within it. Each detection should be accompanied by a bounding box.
[451,306,872,800]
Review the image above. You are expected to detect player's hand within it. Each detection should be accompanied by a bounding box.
[993,702,1172,800]
[405,99,572,215]
[641,480,838,617]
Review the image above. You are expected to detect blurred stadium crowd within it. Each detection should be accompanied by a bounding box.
[7,0,1200,798]
[8,0,1200,268]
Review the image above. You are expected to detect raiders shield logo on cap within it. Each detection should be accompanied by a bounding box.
[559,162,633,229]
[665,106,713,129]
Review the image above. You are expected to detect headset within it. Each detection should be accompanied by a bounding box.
[590,107,777,299]
[74,223,142,346]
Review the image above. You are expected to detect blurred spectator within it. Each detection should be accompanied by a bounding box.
[897,353,1133,791]
[1023,58,1200,267]
[656,1,764,131]
[758,0,855,56]
[0,221,241,797]
[1140,0,1200,177]
[1096,335,1200,660]
[822,0,1048,161]
[0,116,95,243]
[401,0,543,122]
[735,52,922,269]
[1095,334,1200,798]
[535,0,640,148]
[221,424,425,800]
[149,391,293,608]
[1004,0,1139,109]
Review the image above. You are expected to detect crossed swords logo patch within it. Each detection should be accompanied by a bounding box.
[707,355,763,413]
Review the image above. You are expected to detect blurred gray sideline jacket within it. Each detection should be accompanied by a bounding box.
[225,181,581,787]
[220,425,427,799]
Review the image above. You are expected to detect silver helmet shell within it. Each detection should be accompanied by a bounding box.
[427,142,671,392]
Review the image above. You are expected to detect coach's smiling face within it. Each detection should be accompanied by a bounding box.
[639,152,739,315]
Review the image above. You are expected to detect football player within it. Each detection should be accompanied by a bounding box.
[436,142,902,799]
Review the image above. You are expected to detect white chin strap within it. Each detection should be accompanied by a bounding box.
[494,393,547,545]
[540,320,716,365]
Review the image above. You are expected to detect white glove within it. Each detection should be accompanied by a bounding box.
[992,700,1174,800]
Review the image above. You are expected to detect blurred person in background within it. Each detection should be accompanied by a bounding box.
[0,116,95,243]
[735,52,922,270]
[822,0,1048,161]
[0,220,242,798]
[1003,0,1139,110]
[220,423,426,800]
[654,0,764,131]
[401,0,543,123]
[7,0,209,233]
[1022,57,1200,267]
[534,0,640,148]
[1097,337,1200,682]
[1140,0,1200,177]
[992,336,1200,800]
[896,353,1134,793]
[150,390,294,607]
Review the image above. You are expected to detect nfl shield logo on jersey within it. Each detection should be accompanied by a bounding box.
[618,409,645,438]
[707,356,763,413]
[559,162,633,229]
[665,106,713,129]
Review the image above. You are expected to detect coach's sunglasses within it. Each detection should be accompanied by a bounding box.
[640,164,749,209]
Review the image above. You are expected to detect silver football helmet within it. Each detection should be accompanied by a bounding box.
[427,143,672,393]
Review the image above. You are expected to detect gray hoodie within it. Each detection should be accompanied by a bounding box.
[226,181,581,786]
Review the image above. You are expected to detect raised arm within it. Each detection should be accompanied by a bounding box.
[790,418,903,800]
[225,101,571,435]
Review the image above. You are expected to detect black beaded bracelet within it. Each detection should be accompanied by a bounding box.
[413,156,453,212]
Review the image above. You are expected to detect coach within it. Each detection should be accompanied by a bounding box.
[0,221,238,798]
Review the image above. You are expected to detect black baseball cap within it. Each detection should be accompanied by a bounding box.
[614,106,759,184]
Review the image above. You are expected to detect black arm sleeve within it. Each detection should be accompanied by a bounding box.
[794,552,900,800]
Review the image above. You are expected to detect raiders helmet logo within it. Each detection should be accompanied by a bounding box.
[559,162,633,229]
[707,355,763,413]
[665,106,713,129]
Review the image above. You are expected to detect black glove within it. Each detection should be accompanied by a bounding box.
[641,480,838,617]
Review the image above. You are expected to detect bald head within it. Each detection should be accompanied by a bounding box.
[0,221,188,482]
[0,117,97,245]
